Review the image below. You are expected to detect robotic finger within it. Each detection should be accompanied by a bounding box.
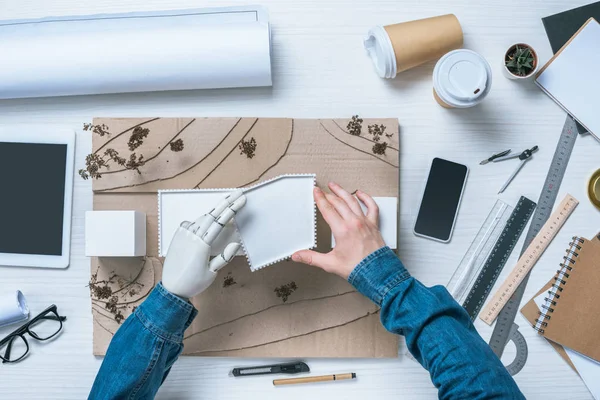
[182,189,245,237]
[202,195,246,245]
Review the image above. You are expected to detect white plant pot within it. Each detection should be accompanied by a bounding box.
[503,43,538,80]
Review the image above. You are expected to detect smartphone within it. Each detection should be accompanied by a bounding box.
[413,158,468,243]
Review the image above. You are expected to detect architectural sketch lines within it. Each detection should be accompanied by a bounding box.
[237,118,295,188]
[194,118,260,188]
[183,289,357,340]
[186,311,378,355]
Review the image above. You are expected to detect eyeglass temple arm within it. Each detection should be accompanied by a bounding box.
[40,315,67,322]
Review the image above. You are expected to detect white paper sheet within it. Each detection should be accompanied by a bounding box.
[536,19,600,141]
[236,175,316,270]
[534,293,600,399]
[332,197,398,249]
[0,6,272,99]
[159,175,316,271]
[0,291,29,328]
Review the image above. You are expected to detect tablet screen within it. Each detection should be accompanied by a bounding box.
[0,142,67,256]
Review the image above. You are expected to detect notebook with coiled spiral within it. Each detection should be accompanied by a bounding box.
[521,233,600,363]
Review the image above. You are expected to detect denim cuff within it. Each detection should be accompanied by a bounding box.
[134,282,198,344]
[348,246,411,306]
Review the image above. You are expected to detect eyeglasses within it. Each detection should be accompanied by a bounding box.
[0,304,66,364]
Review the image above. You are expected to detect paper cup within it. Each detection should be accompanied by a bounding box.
[432,49,492,108]
[365,14,463,78]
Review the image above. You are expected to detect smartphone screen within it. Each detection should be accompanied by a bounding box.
[414,158,468,242]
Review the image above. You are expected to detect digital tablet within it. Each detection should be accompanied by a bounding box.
[0,127,75,268]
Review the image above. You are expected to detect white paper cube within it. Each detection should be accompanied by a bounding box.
[85,211,146,257]
[332,197,398,249]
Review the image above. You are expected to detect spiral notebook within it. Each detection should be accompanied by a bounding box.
[531,292,600,399]
[522,233,600,398]
[522,233,600,361]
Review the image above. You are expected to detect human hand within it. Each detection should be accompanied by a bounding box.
[162,190,246,299]
[292,182,385,279]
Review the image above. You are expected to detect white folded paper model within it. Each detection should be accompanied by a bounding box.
[159,174,316,271]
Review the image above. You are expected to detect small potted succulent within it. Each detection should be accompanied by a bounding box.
[503,43,538,80]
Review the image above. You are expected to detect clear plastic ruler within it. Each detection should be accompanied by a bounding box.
[447,199,513,304]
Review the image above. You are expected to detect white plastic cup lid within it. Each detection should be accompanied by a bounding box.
[364,26,397,79]
[433,49,492,108]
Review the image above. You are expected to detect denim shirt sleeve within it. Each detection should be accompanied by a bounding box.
[89,282,197,400]
[349,247,525,400]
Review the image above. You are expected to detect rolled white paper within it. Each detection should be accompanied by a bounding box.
[0,291,29,328]
[0,6,272,99]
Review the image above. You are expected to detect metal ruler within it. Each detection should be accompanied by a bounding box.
[480,194,579,325]
[488,116,578,375]
[461,196,536,320]
[447,200,513,304]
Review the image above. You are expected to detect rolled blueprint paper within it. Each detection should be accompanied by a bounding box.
[0,6,272,99]
[0,290,29,328]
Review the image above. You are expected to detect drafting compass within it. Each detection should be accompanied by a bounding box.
[481,146,539,194]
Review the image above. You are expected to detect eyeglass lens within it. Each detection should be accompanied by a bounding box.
[0,335,29,363]
[28,313,63,340]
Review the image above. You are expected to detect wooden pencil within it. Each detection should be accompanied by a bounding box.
[273,373,356,386]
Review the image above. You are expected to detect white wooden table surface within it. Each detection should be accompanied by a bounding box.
[1,0,599,398]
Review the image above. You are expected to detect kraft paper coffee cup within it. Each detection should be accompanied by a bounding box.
[432,49,492,108]
[364,14,463,78]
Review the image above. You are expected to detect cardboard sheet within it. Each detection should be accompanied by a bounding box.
[89,117,399,357]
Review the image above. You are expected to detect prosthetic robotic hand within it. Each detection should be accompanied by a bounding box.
[162,189,246,299]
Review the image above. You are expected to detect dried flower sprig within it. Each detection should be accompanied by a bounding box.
[79,122,160,179]
[79,154,106,180]
[368,124,386,142]
[347,115,363,136]
[127,126,150,151]
[274,281,298,303]
[170,139,184,152]
[83,123,110,137]
[223,273,237,288]
[372,142,388,155]
[367,123,393,155]
[239,137,257,159]
[79,147,141,179]
[125,153,145,174]
[88,267,145,324]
